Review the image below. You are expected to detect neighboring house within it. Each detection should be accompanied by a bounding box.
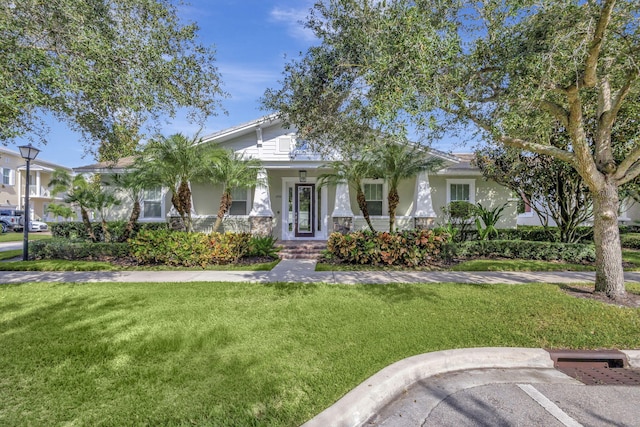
[0,146,73,221]
[74,115,518,240]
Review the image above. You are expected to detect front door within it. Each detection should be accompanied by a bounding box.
[295,184,315,238]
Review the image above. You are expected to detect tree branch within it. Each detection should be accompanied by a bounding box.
[583,0,616,87]
[538,100,569,127]
[617,158,640,186]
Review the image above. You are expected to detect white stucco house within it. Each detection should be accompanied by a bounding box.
[74,115,519,240]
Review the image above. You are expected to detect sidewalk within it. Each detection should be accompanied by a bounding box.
[2,260,640,284]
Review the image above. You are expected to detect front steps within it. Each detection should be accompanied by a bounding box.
[277,240,327,260]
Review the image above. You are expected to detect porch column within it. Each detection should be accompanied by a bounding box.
[332,182,354,234]
[249,168,273,235]
[412,171,437,229]
[35,171,41,197]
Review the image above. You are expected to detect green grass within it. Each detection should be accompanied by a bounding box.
[0,250,21,261]
[0,258,280,272]
[0,232,51,243]
[449,259,595,271]
[1,281,639,426]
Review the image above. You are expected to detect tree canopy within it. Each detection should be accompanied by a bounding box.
[1,0,225,157]
[268,0,640,298]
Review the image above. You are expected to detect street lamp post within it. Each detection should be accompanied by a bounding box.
[18,144,41,261]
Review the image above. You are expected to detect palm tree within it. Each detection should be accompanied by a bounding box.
[207,150,261,232]
[48,169,102,241]
[142,133,211,232]
[371,142,442,232]
[318,158,378,232]
[110,166,156,241]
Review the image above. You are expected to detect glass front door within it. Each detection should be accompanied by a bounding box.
[295,184,315,237]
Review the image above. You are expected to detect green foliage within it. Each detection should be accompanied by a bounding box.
[327,229,450,267]
[441,201,476,242]
[129,230,251,267]
[1,0,225,155]
[247,235,280,258]
[208,232,252,264]
[50,221,168,242]
[474,203,507,240]
[445,240,596,264]
[129,229,210,268]
[46,203,74,220]
[621,233,640,250]
[30,239,130,261]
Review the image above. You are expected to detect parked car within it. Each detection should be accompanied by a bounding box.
[13,219,49,233]
[0,209,24,231]
[0,219,13,233]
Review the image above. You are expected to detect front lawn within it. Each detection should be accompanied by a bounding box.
[0,232,51,243]
[1,281,639,426]
[0,258,279,271]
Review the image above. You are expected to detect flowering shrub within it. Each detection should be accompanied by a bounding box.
[326,229,450,267]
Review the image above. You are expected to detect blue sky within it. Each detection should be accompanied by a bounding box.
[11,0,465,168]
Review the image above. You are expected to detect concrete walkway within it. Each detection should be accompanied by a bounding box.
[2,262,640,284]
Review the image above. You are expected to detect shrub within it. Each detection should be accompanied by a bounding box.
[50,221,168,242]
[621,233,640,249]
[247,235,280,258]
[208,232,252,264]
[30,239,130,261]
[129,230,211,267]
[445,240,595,263]
[128,230,252,267]
[327,229,450,267]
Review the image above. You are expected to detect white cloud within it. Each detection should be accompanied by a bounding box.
[269,5,316,42]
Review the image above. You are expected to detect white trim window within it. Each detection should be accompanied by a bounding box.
[446,179,476,204]
[363,180,386,216]
[141,187,162,219]
[1,168,15,186]
[229,187,250,215]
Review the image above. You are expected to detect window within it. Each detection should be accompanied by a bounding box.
[229,187,249,215]
[142,187,162,218]
[364,183,384,216]
[446,179,475,204]
[1,168,14,185]
[277,136,292,153]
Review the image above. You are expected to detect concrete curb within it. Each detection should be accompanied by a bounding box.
[622,350,640,368]
[301,347,554,427]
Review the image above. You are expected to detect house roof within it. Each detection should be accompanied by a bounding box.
[199,114,282,145]
[0,146,73,171]
[73,156,136,173]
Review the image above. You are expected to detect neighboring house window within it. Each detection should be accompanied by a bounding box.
[229,187,249,215]
[142,187,162,218]
[446,179,476,204]
[363,182,384,216]
[1,168,14,185]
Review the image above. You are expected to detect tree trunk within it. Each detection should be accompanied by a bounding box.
[123,200,141,241]
[177,180,193,232]
[593,181,626,299]
[213,191,232,232]
[101,219,111,243]
[356,188,375,232]
[388,187,399,233]
[80,207,96,242]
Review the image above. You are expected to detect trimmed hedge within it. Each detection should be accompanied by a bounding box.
[30,239,130,261]
[621,233,640,249]
[444,240,596,263]
[327,229,450,267]
[50,221,169,242]
[129,230,252,267]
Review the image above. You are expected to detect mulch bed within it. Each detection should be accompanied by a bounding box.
[562,285,640,308]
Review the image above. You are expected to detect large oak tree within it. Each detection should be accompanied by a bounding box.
[1,0,225,157]
[270,0,639,299]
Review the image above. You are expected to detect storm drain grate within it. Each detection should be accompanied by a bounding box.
[548,349,640,385]
[556,366,640,386]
